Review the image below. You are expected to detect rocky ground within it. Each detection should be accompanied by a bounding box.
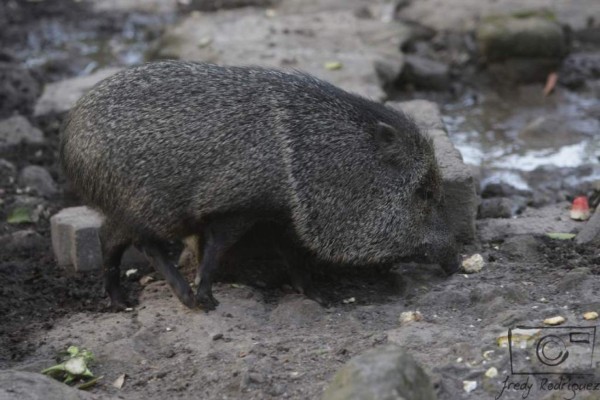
[1,0,600,399]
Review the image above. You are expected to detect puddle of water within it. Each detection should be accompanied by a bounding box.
[442,84,600,190]
[16,11,173,78]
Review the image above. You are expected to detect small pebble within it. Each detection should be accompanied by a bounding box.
[485,367,498,378]
[212,333,224,341]
[399,311,423,324]
[125,268,138,277]
[139,275,154,285]
[342,297,356,304]
[463,380,477,393]
[584,311,598,320]
[462,254,484,273]
[543,316,566,326]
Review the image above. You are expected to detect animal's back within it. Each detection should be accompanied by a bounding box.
[60,61,382,239]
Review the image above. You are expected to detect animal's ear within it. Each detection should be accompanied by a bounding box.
[372,122,398,147]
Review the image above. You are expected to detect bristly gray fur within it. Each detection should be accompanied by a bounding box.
[61,61,456,266]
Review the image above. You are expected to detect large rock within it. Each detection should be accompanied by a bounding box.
[388,100,477,243]
[0,115,44,149]
[476,13,567,82]
[576,206,600,245]
[0,62,41,118]
[153,9,409,100]
[34,68,121,117]
[322,344,437,400]
[0,370,110,400]
[477,202,581,242]
[476,14,567,61]
[400,55,450,91]
[18,165,58,197]
[400,0,600,33]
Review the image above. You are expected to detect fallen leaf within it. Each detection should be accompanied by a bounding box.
[324,61,343,71]
[543,72,558,96]
[7,208,32,224]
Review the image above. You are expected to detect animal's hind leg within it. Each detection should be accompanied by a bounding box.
[99,220,131,311]
[273,235,324,305]
[138,239,197,309]
[196,216,255,311]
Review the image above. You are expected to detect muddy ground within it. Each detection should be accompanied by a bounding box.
[1,1,600,399]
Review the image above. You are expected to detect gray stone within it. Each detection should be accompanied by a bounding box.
[51,206,103,271]
[501,235,540,263]
[269,295,324,327]
[0,158,16,186]
[34,68,121,117]
[557,267,591,292]
[322,344,437,400]
[400,0,600,33]
[477,202,580,242]
[0,62,41,118]
[559,52,600,89]
[388,100,477,243]
[0,115,44,149]
[478,197,517,219]
[0,229,46,253]
[0,370,111,400]
[277,0,399,22]
[576,206,600,245]
[92,0,178,13]
[50,206,146,271]
[476,14,567,61]
[18,166,58,197]
[153,9,409,100]
[401,55,450,91]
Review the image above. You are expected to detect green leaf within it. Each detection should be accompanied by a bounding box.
[324,61,343,71]
[546,232,576,240]
[7,207,32,224]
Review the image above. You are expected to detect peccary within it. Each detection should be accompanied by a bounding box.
[60,61,459,310]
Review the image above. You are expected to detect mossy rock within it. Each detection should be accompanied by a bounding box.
[476,13,567,62]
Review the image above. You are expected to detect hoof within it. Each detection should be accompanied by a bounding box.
[108,290,128,312]
[196,291,219,311]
